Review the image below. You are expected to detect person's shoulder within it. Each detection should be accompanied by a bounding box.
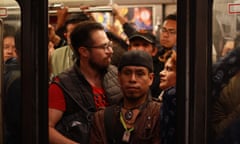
[108,64,118,69]
[165,87,176,96]
[147,98,161,115]
[4,63,20,74]
[52,45,70,56]
[231,72,240,82]
[107,65,118,74]
[51,46,71,64]
[94,107,106,118]
[4,59,20,78]
[4,65,21,94]
[151,97,161,103]
[50,76,60,83]
[149,97,162,108]
[5,57,18,65]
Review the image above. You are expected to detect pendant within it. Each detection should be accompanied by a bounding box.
[125,110,133,120]
[122,130,131,142]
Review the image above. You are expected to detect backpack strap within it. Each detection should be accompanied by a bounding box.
[104,106,115,144]
[104,105,124,144]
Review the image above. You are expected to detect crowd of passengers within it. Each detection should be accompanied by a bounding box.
[47,4,177,144]
[3,4,240,144]
[3,3,240,144]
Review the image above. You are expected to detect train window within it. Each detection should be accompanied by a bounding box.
[47,1,177,144]
[0,0,21,143]
[211,0,240,143]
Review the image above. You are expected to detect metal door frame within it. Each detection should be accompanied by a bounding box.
[15,0,213,143]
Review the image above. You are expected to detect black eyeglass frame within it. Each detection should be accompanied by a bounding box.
[85,41,113,51]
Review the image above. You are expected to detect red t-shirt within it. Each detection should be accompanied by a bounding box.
[48,81,109,111]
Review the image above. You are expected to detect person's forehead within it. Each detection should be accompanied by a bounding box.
[91,30,108,44]
[91,29,106,36]
[130,38,152,44]
[4,36,15,40]
[162,20,177,28]
[66,23,78,32]
[121,65,148,71]
[165,59,176,69]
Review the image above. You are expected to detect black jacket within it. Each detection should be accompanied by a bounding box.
[53,64,122,143]
[4,58,21,144]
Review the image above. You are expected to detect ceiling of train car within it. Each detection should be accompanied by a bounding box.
[49,0,176,7]
[1,0,176,7]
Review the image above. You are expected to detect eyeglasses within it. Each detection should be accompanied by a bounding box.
[3,45,16,50]
[160,27,176,36]
[87,41,113,52]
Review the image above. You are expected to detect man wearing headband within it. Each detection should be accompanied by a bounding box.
[90,50,161,144]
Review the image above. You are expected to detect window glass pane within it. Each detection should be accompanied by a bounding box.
[0,0,21,143]
[212,0,240,143]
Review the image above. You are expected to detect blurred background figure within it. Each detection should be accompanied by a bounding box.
[111,3,137,39]
[130,7,153,31]
[159,13,177,51]
[3,23,17,63]
[49,11,92,79]
[220,40,235,57]
[128,31,161,98]
[55,6,69,40]
[211,43,240,143]
[3,28,21,144]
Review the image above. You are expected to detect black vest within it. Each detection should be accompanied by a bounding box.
[57,64,123,119]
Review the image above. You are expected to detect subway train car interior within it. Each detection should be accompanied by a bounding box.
[1,0,240,143]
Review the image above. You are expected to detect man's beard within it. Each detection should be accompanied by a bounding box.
[124,92,146,102]
[89,58,108,73]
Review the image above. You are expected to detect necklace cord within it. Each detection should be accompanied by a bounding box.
[120,112,134,132]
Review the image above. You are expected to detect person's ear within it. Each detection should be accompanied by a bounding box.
[152,47,158,56]
[148,72,154,86]
[64,32,67,39]
[78,47,89,58]
[128,44,132,51]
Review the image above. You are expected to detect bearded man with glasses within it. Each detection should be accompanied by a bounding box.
[48,21,122,144]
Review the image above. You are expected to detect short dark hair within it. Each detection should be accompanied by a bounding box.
[63,13,90,32]
[70,21,105,59]
[164,13,177,22]
[14,28,21,58]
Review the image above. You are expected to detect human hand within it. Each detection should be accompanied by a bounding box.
[48,24,56,41]
[221,40,235,57]
[56,7,69,30]
[57,6,68,20]
[48,41,55,60]
[48,24,61,46]
[107,24,119,33]
[80,5,96,21]
[111,3,120,16]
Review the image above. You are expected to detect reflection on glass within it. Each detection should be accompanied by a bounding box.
[0,0,21,143]
[212,0,240,143]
